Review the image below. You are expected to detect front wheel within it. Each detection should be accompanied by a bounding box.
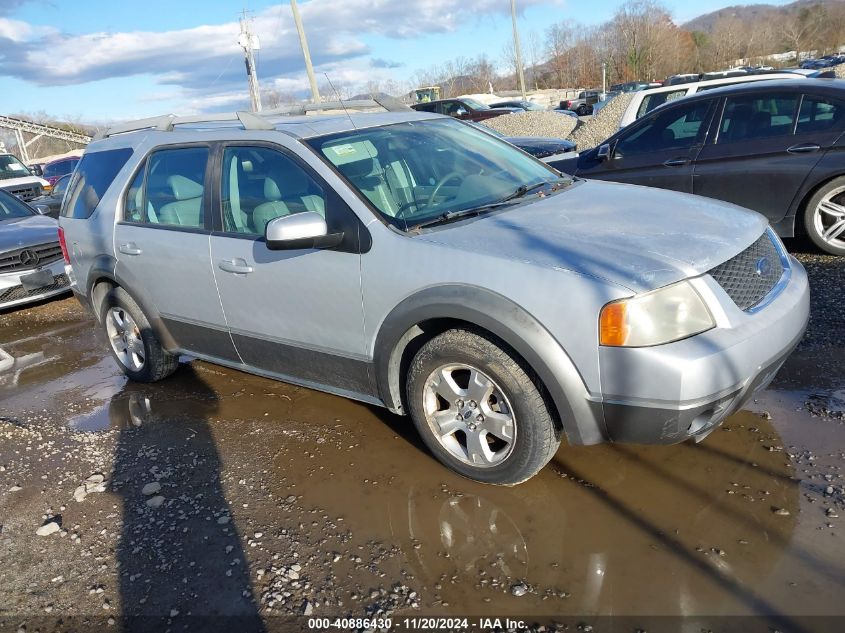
[406,329,561,485]
[804,177,845,256]
[100,286,179,382]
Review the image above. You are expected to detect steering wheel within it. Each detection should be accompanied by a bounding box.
[426,171,464,208]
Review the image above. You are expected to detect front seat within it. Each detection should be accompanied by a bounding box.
[158,175,203,226]
[252,177,290,232]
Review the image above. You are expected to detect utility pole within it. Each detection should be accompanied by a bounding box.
[510,0,527,100]
[238,13,262,112]
[290,0,321,104]
[601,61,607,97]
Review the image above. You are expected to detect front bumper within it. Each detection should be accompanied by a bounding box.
[0,258,71,310]
[597,256,810,444]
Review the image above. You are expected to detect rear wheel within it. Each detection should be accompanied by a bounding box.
[804,177,845,256]
[406,329,560,485]
[576,105,590,116]
[100,287,179,382]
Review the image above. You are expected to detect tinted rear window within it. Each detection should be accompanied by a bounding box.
[61,148,133,219]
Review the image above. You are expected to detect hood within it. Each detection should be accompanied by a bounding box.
[508,137,576,157]
[0,214,59,254]
[0,174,47,188]
[415,179,768,292]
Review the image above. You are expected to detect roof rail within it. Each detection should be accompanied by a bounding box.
[93,98,411,140]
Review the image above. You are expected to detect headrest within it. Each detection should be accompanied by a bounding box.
[168,175,203,200]
[264,177,281,201]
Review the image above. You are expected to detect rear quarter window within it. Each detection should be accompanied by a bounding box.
[61,148,133,219]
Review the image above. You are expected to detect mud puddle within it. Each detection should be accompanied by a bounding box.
[1,298,845,627]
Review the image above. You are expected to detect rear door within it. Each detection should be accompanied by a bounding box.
[693,91,830,223]
[113,145,238,361]
[576,97,715,194]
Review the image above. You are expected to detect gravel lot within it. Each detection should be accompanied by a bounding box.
[0,244,844,632]
[481,111,577,140]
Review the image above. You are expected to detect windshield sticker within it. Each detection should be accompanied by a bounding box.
[329,144,357,157]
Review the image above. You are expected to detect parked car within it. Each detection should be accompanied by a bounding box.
[489,100,547,111]
[29,173,70,218]
[550,79,845,255]
[617,72,809,128]
[0,188,70,310]
[410,98,518,121]
[467,122,577,162]
[609,81,653,93]
[60,110,808,484]
[552,108,580,118]
[560,90,601,116]
[42,156,80,187]
[0,152,48,202]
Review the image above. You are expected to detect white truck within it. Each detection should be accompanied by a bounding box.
[0,152,49,202]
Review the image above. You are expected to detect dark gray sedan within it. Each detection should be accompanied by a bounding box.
[550,79,845,255]
[29,173,70,218]
[0,189,70,310]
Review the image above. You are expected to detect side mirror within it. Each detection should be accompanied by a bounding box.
[596,143,611,161]
[265,211,342,251]
[455,107,468,117]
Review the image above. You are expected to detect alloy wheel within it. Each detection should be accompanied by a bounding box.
[814,186,845,251]
[105,307,145,372]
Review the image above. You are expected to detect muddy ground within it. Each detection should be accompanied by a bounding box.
[0,240,843,633]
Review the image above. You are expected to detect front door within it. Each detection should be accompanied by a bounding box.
[578,97,715,194]
[694,91,836,224]
[208,144,371,397]
[113,145,238,361]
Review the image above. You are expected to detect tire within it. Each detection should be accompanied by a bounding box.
[576,105,589,116]
[804,176,845,256]
[405,328,561,485]
[100,286,179,383]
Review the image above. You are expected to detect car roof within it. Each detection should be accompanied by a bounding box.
[638,72,806,95]
[86,110,444,152]
[674,77,845,101]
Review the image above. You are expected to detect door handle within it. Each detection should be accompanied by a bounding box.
[118,242,142,256]
[218,258,254,275]
[787,143,821,154]
[663,158,690,167]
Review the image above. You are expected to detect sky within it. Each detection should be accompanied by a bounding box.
[0,0,796,124]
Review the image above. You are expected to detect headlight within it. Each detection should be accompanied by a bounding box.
[599,279,715,347]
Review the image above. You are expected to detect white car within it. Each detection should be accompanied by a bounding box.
[0,153,49,202]
[618,73,808,129]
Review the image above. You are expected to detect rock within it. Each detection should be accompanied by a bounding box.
[170,609,179,618]
[511,582,529,597]
[568,93,637,150]
[86,473,105,485]
[217,516,230,525]
[303,600,314,616]
[73,486,88,502]
[141,482,161,496]
[9,485,22,492]
[36,522,60,536]
[146,496,165,508]
[827,508,840,518]
[761,411,772,420]
[773,508,790,516]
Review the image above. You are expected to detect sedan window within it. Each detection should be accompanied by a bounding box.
[616,100,712,157]
[719,93,799,143]
[796,95,845,134]
[0,190,34,219]
[636,89,687,118]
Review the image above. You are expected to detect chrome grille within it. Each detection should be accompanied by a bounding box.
[0,273,70,304]
[708,232,785,311]
[3,184,40,201]
[0,242,63,274]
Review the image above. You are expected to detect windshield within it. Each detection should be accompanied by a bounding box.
[462,98,488,110]
[307,118,564,230]
[0,190,35,219]
[0,154,32,181]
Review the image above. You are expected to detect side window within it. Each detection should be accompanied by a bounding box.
[221,146,327,236]
[61,148,133,219]
[797,95,845,134]
[138,147,209,228]
[52,175,69,196]
[637,89,687,118]
[441,101,464,116]
[414,103,437,113]
[719,93,799,143]
[616,100,712,157]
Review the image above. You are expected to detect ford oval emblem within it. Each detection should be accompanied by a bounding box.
[755,256,772,277]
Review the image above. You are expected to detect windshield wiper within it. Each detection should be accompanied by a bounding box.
[407,178,571,231]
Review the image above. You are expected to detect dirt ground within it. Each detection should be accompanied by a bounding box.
[0,239,844,633]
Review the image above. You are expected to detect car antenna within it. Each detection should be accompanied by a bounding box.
[323,73,358,130]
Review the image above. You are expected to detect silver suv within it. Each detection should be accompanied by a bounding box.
[59,110,809,485]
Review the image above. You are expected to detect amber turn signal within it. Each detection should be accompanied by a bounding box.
[599,301,628,346]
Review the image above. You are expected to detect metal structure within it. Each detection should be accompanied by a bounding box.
[0,115,91,163]
[238,13,262,112]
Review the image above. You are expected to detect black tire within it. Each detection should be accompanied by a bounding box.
[100,286,179,383]
[804,177,845,256]
[577,105,591,116]
[405,328,561,485]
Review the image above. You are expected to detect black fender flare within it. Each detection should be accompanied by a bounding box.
[372,284,607,446]
[84,255,179,352]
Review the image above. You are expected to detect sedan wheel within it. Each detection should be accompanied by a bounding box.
[813,187,845,252]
